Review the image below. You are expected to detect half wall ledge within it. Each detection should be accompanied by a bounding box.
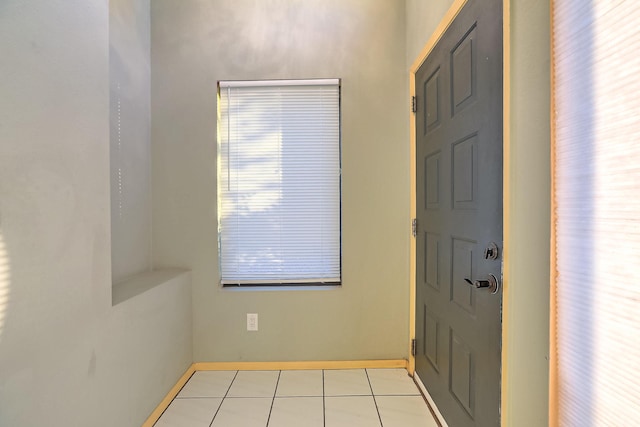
[112,268,190,306]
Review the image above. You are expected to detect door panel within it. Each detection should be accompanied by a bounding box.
[425,152,441,209]
[451,237,476,313]
[450,329,474,416]
[425,232,440,290]
[452,134,478,209]
[424,308,440,369]
[451,25,477,115]
[424,68,442,132]
[414,0,502,426]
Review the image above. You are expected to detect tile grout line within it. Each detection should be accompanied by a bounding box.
[265,370,281,427]
[321,393,377,397]
[208,370,239,427]
[365,369,384,427]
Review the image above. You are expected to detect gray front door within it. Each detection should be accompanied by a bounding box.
[414,0,503,426]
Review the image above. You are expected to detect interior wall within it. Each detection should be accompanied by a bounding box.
[0,2,192,426]
[503,0,550,424]
[406,0,551,425]
[110,0,153,283]
[151,0,410,362]
[405,0,455,67]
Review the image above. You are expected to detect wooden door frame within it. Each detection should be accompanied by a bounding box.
[408,0,511,422]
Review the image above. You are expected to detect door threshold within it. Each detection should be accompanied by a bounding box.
[413,371,449,427]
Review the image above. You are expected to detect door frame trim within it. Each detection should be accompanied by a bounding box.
[408,0,510,423]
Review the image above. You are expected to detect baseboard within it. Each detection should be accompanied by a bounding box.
[141,364,196,427]
[193,359,408,371]
[413,371,448,427]
[142,359,408,426]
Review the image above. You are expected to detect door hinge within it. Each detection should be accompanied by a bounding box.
[411,339,417,357]
[411,96,417,113]
[412,218,418,238]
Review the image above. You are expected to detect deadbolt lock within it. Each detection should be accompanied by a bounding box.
[484,242,500,260]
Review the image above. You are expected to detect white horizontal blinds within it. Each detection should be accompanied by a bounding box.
[554,0,640,425]
[218,80,341,285]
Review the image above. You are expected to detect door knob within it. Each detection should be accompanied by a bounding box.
[464,274,500,294]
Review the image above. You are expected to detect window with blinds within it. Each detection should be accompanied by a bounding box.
[217,79,341,286]
[553,0,640,424]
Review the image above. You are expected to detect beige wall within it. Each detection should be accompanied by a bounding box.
[406,0,551,425]
[405,0,455,67]
[503,0,550,424]
[151,0,410,362]
[0,1,192,426]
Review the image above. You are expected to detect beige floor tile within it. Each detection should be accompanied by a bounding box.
[267,397,323,427]
[210,397,273,427]
[154,398,222,427]
[324,369,372,396]
[226,370,280,398]
[177,371,237,398]
[366,368,421,396]
[325,396,381,427]
[376,395,439,427]
[275,370,323,397]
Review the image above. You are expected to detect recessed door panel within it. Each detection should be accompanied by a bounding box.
[450,329,475,417]
[452,134,478,210]
[451,237,475,313]
[451,25,477,116]
[425,232,441,291]
[425,151,441,209]
[425,68,442,133]
[424,307,440,371]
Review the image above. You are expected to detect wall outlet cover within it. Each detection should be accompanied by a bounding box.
[247,313,258,331]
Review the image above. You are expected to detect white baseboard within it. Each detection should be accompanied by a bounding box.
[413,372,449,427]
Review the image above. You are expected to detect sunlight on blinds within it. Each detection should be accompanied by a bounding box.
[553,0,640,424]
[217,80,341,285]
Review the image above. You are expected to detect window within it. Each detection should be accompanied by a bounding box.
[553,0,640,424]
[217,79,341,286]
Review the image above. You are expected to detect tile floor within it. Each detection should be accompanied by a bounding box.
[154,368,439,427]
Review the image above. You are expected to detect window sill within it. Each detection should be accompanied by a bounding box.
[112,268,190,306]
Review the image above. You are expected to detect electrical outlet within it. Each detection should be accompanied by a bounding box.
[247,313,258,331]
